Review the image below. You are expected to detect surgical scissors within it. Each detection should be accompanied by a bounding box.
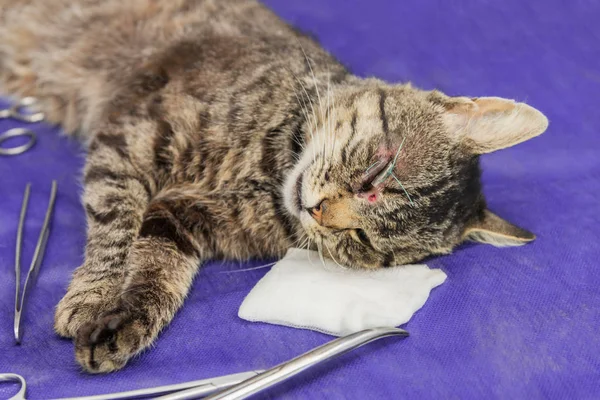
[0,371,263,400]
[198,327,408,400]
[0,327,407,400]
[14,181,58,344]
[0,97,44,156]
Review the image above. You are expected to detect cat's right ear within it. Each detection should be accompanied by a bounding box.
[435,94,549,154]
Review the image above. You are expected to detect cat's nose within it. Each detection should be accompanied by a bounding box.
[309,199,327,225]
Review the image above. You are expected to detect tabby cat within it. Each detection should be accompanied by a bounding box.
[0,0,547,372]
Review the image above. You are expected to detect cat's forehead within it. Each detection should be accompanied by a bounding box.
[336,85,452,150]
[322,85,458,184]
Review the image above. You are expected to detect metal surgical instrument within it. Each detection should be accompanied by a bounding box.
[0,371,263,400]
[0,97,45,123]
[0,374,26,400]
[0,128,37,156]
[13,181,58,344]
[0,327,407,399]
[0,97,44,156]
[164,327,409,400]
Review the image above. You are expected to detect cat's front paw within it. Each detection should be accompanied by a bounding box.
[75,310,148,373]
[54,287,116,338]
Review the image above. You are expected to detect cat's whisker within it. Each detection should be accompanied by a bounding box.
[293,76,319,162]
[291,90,311,138]
[291,234,309,249]
[317,238,326,268]
[307,63,325,128]
[220,261,277,273]
[291,77,316,134]
[326,73,332,157]
[328,74,335,159]
[324,241,347,270]
[291,137,306,155]
[284,64,316,151]
[306,238,316,265]
[331,76,339,160]
[297,41,325,152]
[295,239,309,251]
[291,98,313,156]
[300,236,310,248]
[290,233,305,245]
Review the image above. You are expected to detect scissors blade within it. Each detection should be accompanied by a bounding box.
[203,327,409,400]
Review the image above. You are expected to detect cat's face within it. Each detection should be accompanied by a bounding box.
[284,82,548,268]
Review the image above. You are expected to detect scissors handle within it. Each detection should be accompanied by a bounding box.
[0,373,27,400]
[0,128,37,156]
[0,97,45,123]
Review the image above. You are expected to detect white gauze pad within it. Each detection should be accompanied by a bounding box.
[238,248,447,336]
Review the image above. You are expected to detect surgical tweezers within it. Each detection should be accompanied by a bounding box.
[14,181,58,344]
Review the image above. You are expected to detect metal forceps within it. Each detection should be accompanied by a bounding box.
[163,327,408,400]
[14,181,58,344]
[0,327,407,399]
[0,371,262,400]
[0,97,45,156]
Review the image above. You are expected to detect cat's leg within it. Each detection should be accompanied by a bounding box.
[54,135,154,338]
[74,188,213,373]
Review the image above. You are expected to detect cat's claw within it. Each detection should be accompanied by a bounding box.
[54,294,113,339]
[75,311,143,373]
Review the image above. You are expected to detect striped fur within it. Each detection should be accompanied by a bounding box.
[0,0,546,372]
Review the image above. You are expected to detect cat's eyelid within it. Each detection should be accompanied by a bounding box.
[371,136,407,187]
[360,159,389,189]
[350,228,373,248]
[372,163,393,186]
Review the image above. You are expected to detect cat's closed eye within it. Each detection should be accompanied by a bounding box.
[357,161,387,193]
[352,228,372,247]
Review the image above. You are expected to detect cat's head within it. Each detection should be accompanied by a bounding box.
[283,80,548,268]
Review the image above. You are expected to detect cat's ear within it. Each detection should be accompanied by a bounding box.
[463,209,535,247]
[442,96,549,154]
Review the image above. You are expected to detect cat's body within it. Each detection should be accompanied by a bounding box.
[1,0,336,260]
[0,0,548,373]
